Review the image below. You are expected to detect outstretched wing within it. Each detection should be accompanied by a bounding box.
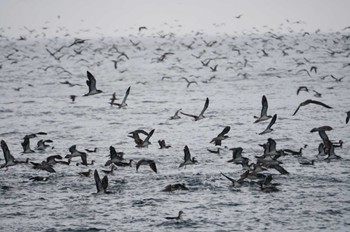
[184,145,191,161]
[199,97,209,117]
[94,169,103,193]
[309,100,332,109]
[266,114,277,130]
[86,71,97,91]
[121,86,131,105]
[220,172,236,184]
[261,95,268,117]
[218,126,230,137]
[1,140,15,164]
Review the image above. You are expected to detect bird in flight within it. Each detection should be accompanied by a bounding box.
[293,99,332,116]
[181,98,209,121]
[84,71,103,96]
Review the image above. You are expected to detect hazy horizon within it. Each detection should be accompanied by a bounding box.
[0,0,350,37]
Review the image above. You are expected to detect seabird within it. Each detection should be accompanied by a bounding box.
[254,95,272,123]
[310,126,333,154]
[130,129,155,148]
[104,146,124,166]
[180,77,198,88]
[111,86,131,108]
[259,114,277,135]
[94,169,110,194]
[136,159,157,173]
[346,111,350,124]
[313,90,322,98]
[169,109,182,120]
[220,172,246,187]
[36,139,53,150]
[79,169,92,177]
[293,99,332,116]
[70,95,76,102]
[101,164,117,175]
[179,146,198,168]
[158,140,171,149]
[84,71,103,96]
[325,144,341,161]
[138,26,147,32]
[1,140,17,168]
[21,137,35,153]
[165,211,184,220]
[259,175,280,192]
[227,147,245,164]
[210,64,218,72]
[297,86,309,95]
[162,183,189,192]
[284,148,303,156]
[31,161,55,173]
[181,97,209,121]
[298,157,315,165]
[210,126,230,146]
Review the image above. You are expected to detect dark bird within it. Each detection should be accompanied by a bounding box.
[297,86,309,95]
[101,165,117,175]
[165,211,184,220]
[254,95,272,123]
[346,111,350,124]
[110,86,130,108]
[94,169,110,194]
[78,169,92,177]
[130,129,155,148]
[259,114,277,135]
[158,140,171,149]
[31,161,55,173]
[313,90,322,98]
[70,95,76,102]
[169,109,182,120]
[136,159,157,173]
[310,66,317,73]
[234,14,243,19]
[210,64,218,72]
[29,176,49,181]
[21,137,35,153]
[220,172,247,187]
[293,100,332,116]
[84,71,103,96]
[180,77,198,88]
[1,140,19,168]
[210,126,230,146]
[162,183,189,192]
[138,26,147,32]
[85,147,97,153]
[179,146,198,168]
[330,75,345,82]
[296,69,311,77]
[181,97,209,121]
[104,146,124,166]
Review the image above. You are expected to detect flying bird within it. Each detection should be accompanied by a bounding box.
[181,97,209,121]
[259,114,277,135]
[110,86,131,108]
[179,145,198,168]
[136,159,157,173]
[254,95,272,123]
[210,126,230,146]
[84,71,103,96]
[293,100,332,116]
[94,169,110,194]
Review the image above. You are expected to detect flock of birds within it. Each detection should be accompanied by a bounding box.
[1,19,350,225]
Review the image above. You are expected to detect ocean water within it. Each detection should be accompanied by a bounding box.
[0,30,350,231]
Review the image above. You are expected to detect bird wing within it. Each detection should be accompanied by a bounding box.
[101,176,109,192]
[121,86,131,105]
[309,100,332,109]
[199,97,209,117]
[109,146,118,160]
[180,112,197,119]
[144,129,155,143]
[94,170,103,193]
[292,104,302,116]
[261,95,268,117]
[220,172,236,184]
[184,145,191,161]
[266,114,277,130]
[272,164,289,175]
[86,71,97,91]
[149,161,157,173]
[1,140,16,164]
[218,126,231,137]
[81,153,87,165]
